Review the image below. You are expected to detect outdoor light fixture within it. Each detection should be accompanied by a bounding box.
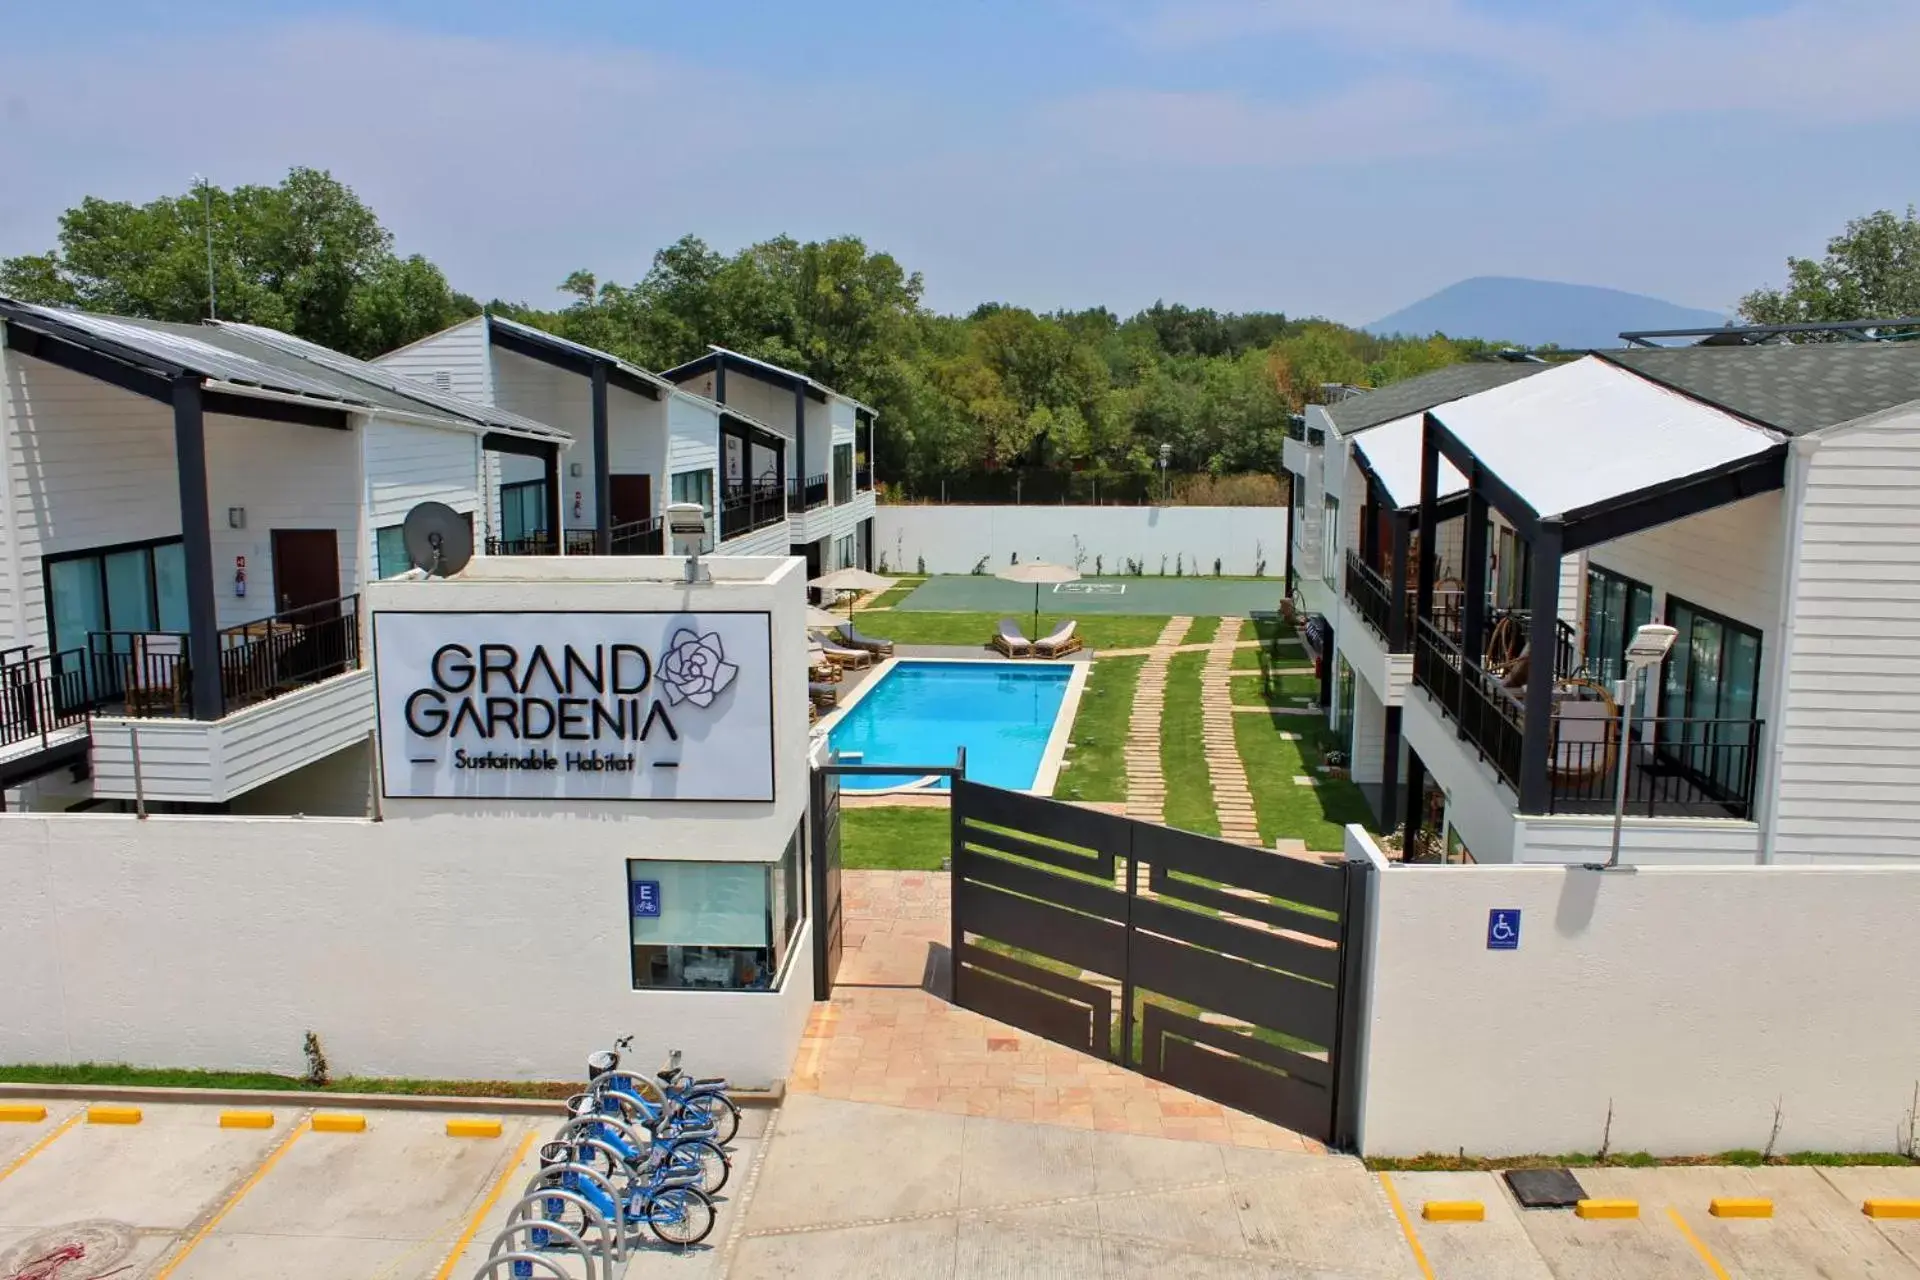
[667,501,711,584]
[1594,623,1678,871]
[227,507,245,529]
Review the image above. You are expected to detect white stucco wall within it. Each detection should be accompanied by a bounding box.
[873,506,1287,578]
[1350,829,1920,1156]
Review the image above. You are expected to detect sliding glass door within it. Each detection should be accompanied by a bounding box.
[1660,598,1762,798]
[1583,565,1654,690]
[44,537,188,705]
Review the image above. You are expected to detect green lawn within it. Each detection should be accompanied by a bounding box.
[1161,650,1220,836]
[1232,635,1305,670]
[1183,616,1221,646]
[1234,713,1375,852]
[862,578,927,609]
[1053,655,1145,802]
[858,611,1170,650]
[0,1063,577,1099]
[841,805,950,869]
[1231,671,1320,707]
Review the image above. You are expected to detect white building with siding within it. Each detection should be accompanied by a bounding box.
[0,299,569,815]
[1287,341,1920,865]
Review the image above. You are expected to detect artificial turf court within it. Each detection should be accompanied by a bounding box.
[891,574,1285,616]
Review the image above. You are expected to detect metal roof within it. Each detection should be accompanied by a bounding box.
[1603,343,1920,437]
[1325,361,1553,436]
[0,299,371,407]
[487,315,671,394]
[214,322,570,444]
[660,345,878,416]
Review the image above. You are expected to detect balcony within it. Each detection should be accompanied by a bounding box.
[1412,619,1762,820]
[787,474,829,514]
[855,464,873,492]
[483,531,597,556]
[1344,550,1395,644]
[610,517,665,555]
[721,479,786,539]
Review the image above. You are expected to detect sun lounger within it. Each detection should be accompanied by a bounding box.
[1033,620,1082,658]
[991,618,1031,657]
[837,621,895,656]
[812,634,874,669]
[810,681,840,709]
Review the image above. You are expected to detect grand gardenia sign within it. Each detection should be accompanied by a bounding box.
[372,610,775,801]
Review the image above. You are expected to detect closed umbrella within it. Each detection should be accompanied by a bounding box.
[808,567,896,620]
[995,561,1080,643]
[805,606,845,632]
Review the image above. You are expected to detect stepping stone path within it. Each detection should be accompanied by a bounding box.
[1201,617,1265,846]
[1123,616,1191,824]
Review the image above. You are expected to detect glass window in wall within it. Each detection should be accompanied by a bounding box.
[671,470,715,513]
[375,525,409,579]
[629,860,779,991]
[500,480,547,542]
[1582,565,1654,688]
[1659,599,1763,797]
[1321,496,1340,587]
[832,443,854,501]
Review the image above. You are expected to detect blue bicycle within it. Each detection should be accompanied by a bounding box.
[563,1092,729,1196]
[531,1138,715,1248]
[588,1040,740,1147]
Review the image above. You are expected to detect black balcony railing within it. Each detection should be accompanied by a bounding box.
[486,533,557,556]
[1,647,90,751]
[1344,550,1394,643]
[787,474,829,513]
[721,479,786,540]
[1546,715,1764,820]
[610,517,665,555]
[855,464,873,492]
[86,630,191,715]
[1414,620,1525,793]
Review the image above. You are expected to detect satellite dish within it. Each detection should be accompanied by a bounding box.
[401,501,473,578]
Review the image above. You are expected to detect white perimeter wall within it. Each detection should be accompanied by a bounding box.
[1351,829,1920,1156]
[0,811,815,1087]
[874,506,1287,578]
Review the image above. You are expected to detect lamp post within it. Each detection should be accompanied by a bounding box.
[1600,623,1678,870]
[1157,443,1171,504]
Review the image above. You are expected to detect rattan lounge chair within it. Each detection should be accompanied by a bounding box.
[810,681,840,709]
[991,618,1031,657]
[812,634,874,669]
[837,621,895,656]
[1033,620,1081,658]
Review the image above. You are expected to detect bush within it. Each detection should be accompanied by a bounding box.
[916,555,926,575]
[971,555,988,575]
[1214,557,1223,577]
[1171,473,1286,507]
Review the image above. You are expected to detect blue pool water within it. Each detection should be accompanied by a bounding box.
[828,661,1073,791]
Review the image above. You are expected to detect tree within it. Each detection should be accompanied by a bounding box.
[0,168,473,357]
[1740,206,1920,325]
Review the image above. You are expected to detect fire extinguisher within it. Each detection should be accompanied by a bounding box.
[235,555,247,598]
[573,490,584,521]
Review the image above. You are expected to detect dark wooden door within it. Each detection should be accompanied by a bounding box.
[270,530,341,614]
[609,474,653,527]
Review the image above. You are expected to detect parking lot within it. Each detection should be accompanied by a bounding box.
[0,1097,764,1279]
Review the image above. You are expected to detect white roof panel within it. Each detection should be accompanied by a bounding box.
[1352,412,1466,511]
[1431,356,1785,520]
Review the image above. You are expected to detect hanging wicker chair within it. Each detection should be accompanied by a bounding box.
[1550,677,1618,785]
[1485,614,1526,674]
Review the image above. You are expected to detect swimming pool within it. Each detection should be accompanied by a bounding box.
[825,660,1083,793]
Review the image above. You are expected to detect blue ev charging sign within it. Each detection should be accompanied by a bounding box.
[373,610,775,802]
[631,880,662,918]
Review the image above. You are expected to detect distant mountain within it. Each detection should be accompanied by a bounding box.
[1365,276,1729,350]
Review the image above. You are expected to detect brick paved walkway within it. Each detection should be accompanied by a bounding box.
[1201,616,1265,845]
[1122,616,1192,824]
[791,870,1323,1153]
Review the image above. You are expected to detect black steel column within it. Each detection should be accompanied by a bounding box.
[714,354,727,404]
[543,445,563,552]
[1518,525,1564,813]
[591,362,611,554]
[1378,707,1403,833]
[1359,474,1380,567]
[793,384,808,503]
[171,377,223,720]
[1386,511,1411,652]
[1462,479,1490,663]
[1401,744,1426,847]
[1416,413,1440,626]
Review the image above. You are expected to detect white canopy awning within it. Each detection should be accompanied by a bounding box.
[1430,356,1785,522]
[1352,411,1466,511]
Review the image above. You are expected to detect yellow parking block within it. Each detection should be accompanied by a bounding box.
[1710,1197,1773,1219]
[1576,1199,1639,1220]
[86,1104,142,1125]
[1864,1199,1920,1220]
[219,1110,275,1130]
[1422,1200,1485,1222]
[311,1112,367,1133]
[445,1117,504,1139]
[0,1104,47,1123]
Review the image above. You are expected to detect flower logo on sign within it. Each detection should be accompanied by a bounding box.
[660,629,739,708]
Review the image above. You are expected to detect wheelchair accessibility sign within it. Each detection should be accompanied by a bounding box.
[1486,909,1521,951]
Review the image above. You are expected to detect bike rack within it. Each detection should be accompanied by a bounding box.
[470,1251,571,1280]
[556,1113,651,1162]
[524,1161,629,1256]
[485,1217,604,1280]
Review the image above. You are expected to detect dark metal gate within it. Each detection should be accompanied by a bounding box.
[809,766,844,997]
[950,778,1372,1146]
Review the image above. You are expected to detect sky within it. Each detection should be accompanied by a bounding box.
[1,0,1916,324]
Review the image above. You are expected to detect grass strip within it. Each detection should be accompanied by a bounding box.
[1053,655,1145,803]
[842,805,951,870]
[864,611,1170,651]
[0,1063,579,1099]
[1234,713,1375,852]
[1160,650,1219,836]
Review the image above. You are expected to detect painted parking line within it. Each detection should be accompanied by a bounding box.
[1377,1173,1437,1280]
[0,1108,81,1185]
[432,1128,540,1280]
[150,1118,311,1280]
[1666,1207,1733,1280]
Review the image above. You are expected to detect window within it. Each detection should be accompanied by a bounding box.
[1320,496,1340,587]
[833,534,855,571]
[1583,564,1654,687]
[500,480,547,542]
[1660,598,1763,796]
[1492,523,1532,609]
[375,526,408,579]
[628,857,798,991]
[671,469,715,514]
[832,442,854,504]
[45,538,189,658]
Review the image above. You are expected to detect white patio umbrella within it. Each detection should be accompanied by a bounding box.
[808,567,896,620]
[996,560,1080,642]
[805,605,845,632]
